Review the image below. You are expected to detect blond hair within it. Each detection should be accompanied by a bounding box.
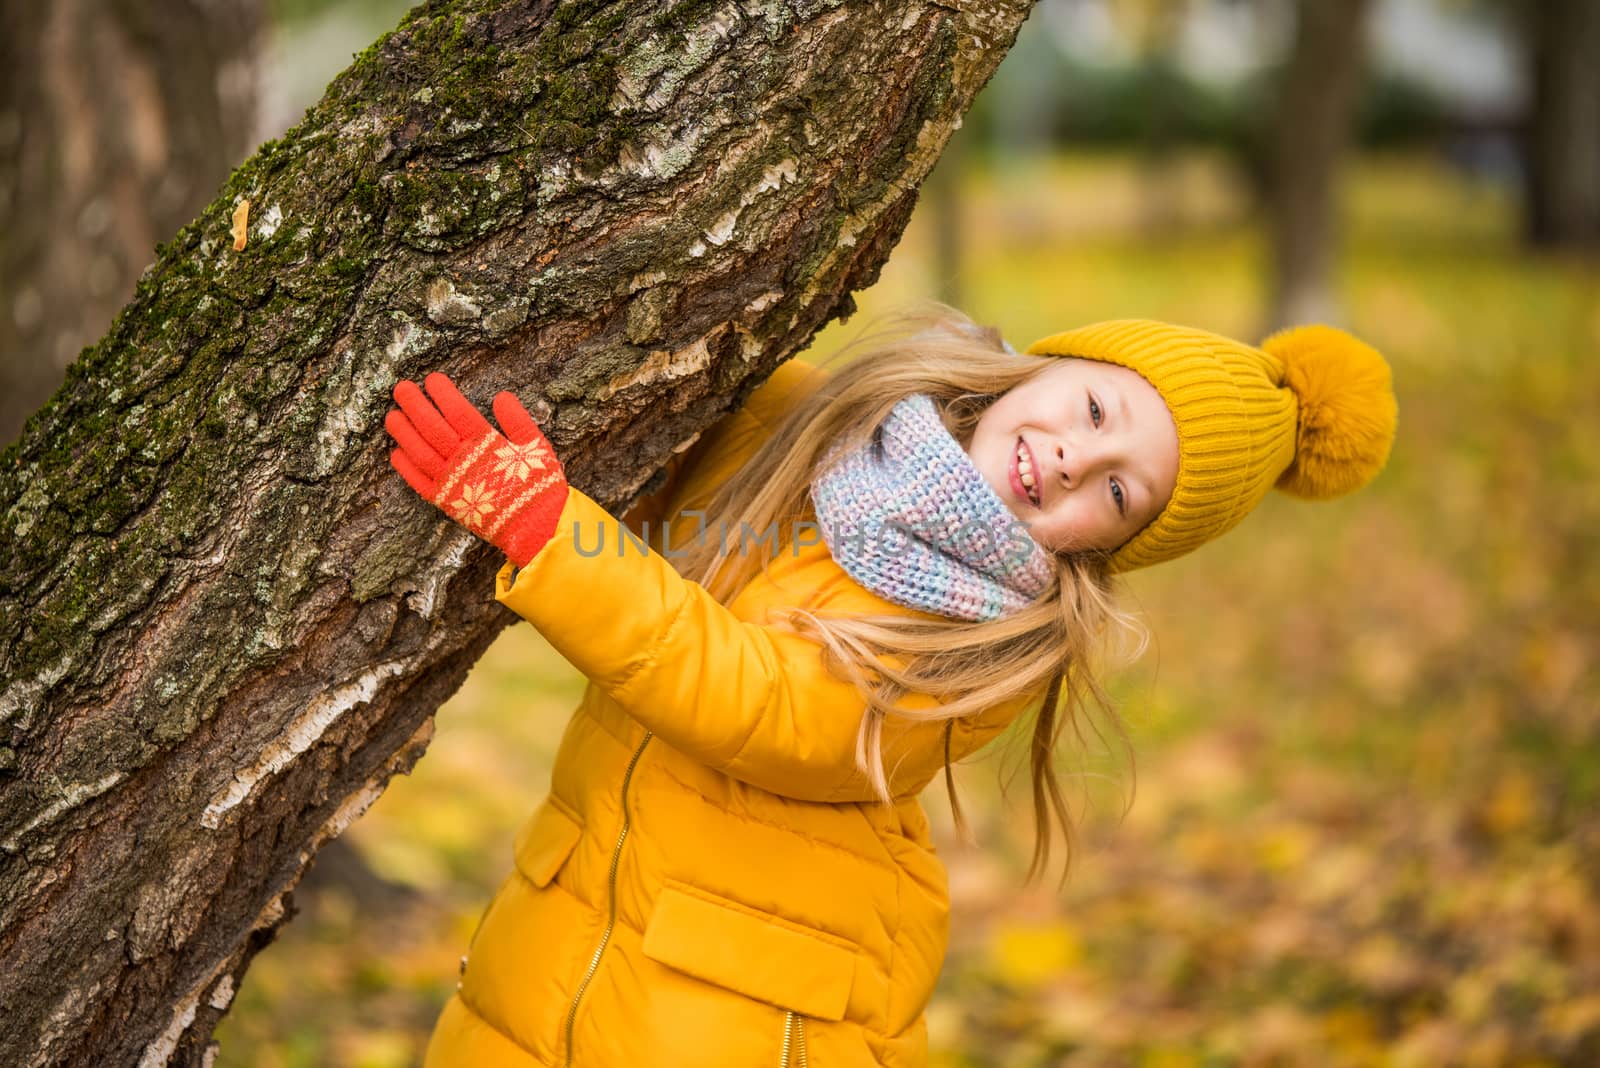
[672,304,1145,888]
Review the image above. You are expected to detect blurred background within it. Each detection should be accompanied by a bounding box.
[5,0,1597,1064]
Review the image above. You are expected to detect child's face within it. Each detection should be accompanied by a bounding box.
[966,357,1179,555]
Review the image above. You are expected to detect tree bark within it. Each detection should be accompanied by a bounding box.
[0,0,263,448]
[1265,0,1372,329]
[0,0,1033,1064]
[1522,0,1600,249]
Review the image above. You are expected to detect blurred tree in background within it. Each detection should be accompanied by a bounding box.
[1264,0,1374,328]
[1519,0,1600,248]
[0,0,264,446]
[967,0,1540,323]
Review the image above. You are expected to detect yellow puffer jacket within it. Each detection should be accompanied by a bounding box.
[425,361,1039,1068]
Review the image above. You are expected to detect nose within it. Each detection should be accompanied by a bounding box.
[1053,443,1070,486]
[1051,438,1105,489]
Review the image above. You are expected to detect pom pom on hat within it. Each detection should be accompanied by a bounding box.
[1265,325,1398,500]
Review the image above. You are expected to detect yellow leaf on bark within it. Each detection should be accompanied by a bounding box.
[232,199,250,250]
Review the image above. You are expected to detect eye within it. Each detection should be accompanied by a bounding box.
[1110,479,1125,516]
[1088,394,1102,426]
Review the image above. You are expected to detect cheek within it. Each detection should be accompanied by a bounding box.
[1049,502,1111,552]
[978,429,1006,474]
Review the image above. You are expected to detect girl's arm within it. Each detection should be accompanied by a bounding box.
[496,486,1035,803]
[386,371,1032,804]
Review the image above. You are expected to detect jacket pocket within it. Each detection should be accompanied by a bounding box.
[641,883,855,1022]
[513,795,583,889]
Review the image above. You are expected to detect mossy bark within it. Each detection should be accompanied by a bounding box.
[0,0,1033,1064]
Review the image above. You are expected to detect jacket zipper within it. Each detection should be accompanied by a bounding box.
[563,729,653,1068]
[780,1011,809,1068]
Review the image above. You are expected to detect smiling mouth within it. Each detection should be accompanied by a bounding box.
[1016,437,1040,507]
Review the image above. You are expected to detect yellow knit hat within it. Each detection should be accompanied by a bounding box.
[1024,319,1398,572]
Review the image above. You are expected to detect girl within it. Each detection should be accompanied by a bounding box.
[384,306,1397,1068]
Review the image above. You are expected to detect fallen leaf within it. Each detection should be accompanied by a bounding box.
[988,918,1081,989]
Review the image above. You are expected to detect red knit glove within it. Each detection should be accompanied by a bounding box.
[385,372,568,568]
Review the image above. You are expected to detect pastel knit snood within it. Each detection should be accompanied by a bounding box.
[809,393,1055,622]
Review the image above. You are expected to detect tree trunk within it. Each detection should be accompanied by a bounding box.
[1265,0,1372,329]
[1523,0,1600,249]
[1132,0,1184,238]
[0,0,1033,1064]
[0,0,263,448]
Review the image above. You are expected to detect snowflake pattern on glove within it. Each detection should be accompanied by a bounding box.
[493,439,550,482]
[450,483,496,530]
[433,432,563,542]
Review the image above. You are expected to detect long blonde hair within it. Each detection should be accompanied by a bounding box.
[673,304,1146,888]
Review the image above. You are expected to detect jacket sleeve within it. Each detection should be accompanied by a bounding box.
[496,487,1036,803]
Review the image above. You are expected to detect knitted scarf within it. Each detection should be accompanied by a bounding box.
[809,393,1055,621]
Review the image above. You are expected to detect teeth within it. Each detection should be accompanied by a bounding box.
[1017,442,1038,505]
